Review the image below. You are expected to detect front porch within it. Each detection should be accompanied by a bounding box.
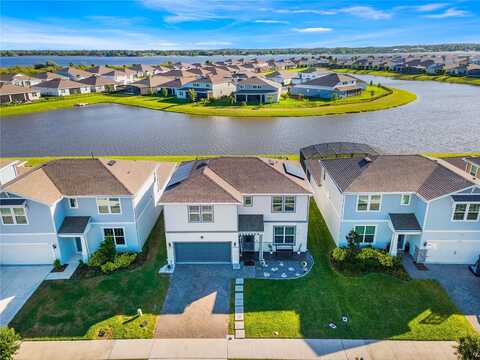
[388,213,423,258]
[57,216,91,264]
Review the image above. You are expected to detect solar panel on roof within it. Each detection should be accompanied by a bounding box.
[166,162,194,188]
[283,163,305,180]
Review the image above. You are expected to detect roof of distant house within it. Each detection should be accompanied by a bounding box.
[320,155,473,200]
[300,73,365,88]
[56,67,92,77]
[0,83,36,95]
[236,76,282,89]
[77,75,117,86]
[33,78,87,89]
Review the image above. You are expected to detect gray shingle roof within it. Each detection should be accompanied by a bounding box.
[301,142,379,160]
[58,216,91,234]
[321,155,473,200]
[389,213,422,232]
[238,215,264,232]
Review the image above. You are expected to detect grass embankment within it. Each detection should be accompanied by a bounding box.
[242,200,474,340]
[10,217,169,339]
[0,85,416,118]
[334,68,480,86]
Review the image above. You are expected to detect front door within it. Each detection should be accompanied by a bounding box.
[397,234,405,250]
[75,237,83,253]
[241,234,255,253]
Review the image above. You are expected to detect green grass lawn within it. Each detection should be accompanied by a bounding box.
[242,200,474,340]
[0,85,416,118]
[10,217,170,340]
[334,68,480,86]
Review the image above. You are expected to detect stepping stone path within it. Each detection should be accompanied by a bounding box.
[234,278,245,339]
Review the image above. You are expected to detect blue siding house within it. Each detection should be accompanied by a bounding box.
[302,146,480,265]
[0,159,175,265]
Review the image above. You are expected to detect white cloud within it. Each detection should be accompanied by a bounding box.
[338,6,391,20]
[424,8,470,18]
[255,20,289,24]
[275,9,336,15]
[415,3,449,12]
[293,27,333,33]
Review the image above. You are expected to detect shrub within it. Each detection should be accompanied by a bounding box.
[100,253,137,274]
[331,247,348,263]
[0,327,21,360]
[160,88,168,97]
[88,237,116,268]
[240,101,247,107]
[456,335,480,360]
[53,259,62,270]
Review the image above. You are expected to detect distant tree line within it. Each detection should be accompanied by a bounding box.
[1,43,479,57]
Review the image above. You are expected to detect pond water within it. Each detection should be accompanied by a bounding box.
[1,75,479,157]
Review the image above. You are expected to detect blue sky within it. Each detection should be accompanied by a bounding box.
[1,0,479,50]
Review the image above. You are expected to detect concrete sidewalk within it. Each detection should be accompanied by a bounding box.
[15,338,459,360]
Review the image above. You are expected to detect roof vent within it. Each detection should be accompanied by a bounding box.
[268,159,277,166]
[364,157,372,163]
[107,160,116,166]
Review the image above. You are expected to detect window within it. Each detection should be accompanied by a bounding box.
[354,225,376,244]
[469,164,479,177]
[273,226,296,244]
[97,197,121,214]
[400,194,411,206]
[357,194,381,211]
[243,196,253,207]
[103,227,125,246]
[68,197,78,209]
[188,205,214,223]
[272,196,296,213]
[453,203,480,221]
[0,207,28,225]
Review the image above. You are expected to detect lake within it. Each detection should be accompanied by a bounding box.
[1,76,479,157]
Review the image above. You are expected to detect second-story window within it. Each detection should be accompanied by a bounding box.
[452,203,480,221]
[68,197,78,209]
[188,205,214,223]
[357,194,381,211]
[400,194,411,206]
[243,196,253,207]
[0,207,28,225]
[97,197,121,214]
[272,196,295,213]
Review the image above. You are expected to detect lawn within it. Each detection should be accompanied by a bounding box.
[0,85,416,118]
[242,200,475,340]
[10,217,170,339]
[334,68,480,86]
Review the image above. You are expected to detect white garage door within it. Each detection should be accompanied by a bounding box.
[425,240,480,265]
[0,243,55,265]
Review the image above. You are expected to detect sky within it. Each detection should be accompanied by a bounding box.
[0,0,479,50]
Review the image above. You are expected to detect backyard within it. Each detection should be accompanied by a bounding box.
[0,85,416,118]
[9,217,170,339]
[242,200,475,340]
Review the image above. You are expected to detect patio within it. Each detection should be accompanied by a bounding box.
[241,252,314,280]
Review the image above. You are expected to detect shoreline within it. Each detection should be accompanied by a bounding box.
[0,86,416,118]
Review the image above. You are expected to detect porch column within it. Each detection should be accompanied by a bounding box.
[80,236,89,262]
[259,234,264,262]
[389,233,399,256]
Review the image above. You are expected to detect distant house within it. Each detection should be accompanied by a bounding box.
[442,156,480,181]
[234,76,282,104]
[33,78,91,96]
[290,73,366,99]
[291,68,326,85]
[34,71,67,81]
[102,69,135,85]
[0,83,40,104]
[87,65,113,76]
[0,73,42,87]
[77,76,118,93]
[426,63,445,74]
[128,64,158,78]
[467,64,480,77]
[55,67,92,81]
[445,64,468,76]
[176,75,236,100]
[266,71,298,86]
[128,75,196,96]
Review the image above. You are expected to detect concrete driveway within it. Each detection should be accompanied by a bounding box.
[154,265,235,338]
[0,266,52,326]
[404,258,480,331]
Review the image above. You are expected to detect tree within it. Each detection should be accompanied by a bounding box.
[456,335,480,360]
[160,87,168,97]
[0,327,21,360]
[346,229,360,250]
[187,89,197,102]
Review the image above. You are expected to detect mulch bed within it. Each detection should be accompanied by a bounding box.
[51,264,68,273]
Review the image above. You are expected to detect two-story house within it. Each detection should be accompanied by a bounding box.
[290,73,366,99]
[176,75,236,100]
[0,159,175,265]
[159,157,312,268]
[234,77,282,104]
[302,145,479,265]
